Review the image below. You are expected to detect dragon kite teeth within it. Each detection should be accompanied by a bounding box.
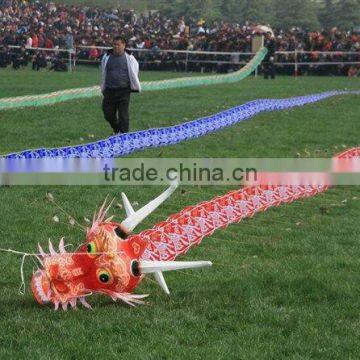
[19,147,357,310]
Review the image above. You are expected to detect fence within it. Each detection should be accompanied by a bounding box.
[75,46,360,75]
[1,44,359,76]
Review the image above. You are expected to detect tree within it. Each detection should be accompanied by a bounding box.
[220,0,242,22]
[157,0,221,20]
[336,0,360,29]
[318,0,339,28]
[88,0,358,30]
[240,0,273,24]
[273,0,320,29]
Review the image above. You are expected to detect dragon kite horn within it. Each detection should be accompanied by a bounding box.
[135,260,213,295]
[121,192,136,217]
[120,172,179,233]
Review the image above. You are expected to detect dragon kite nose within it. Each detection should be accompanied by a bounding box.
[31,269,51,305]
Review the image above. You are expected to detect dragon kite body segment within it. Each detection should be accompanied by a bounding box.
[0,48,267,111]
[4,90,360,160]
[30,148,360,310]
[0,90,360,159]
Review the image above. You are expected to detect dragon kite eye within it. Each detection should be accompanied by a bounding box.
[114,226,128,239]
[97,269,113,284]
[86,242,97,254]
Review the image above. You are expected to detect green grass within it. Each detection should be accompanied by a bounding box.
[0,66,192,98]
[0,67,360,359]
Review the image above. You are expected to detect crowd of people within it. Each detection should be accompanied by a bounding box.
[0,0,359,75]
[0,43,67,70]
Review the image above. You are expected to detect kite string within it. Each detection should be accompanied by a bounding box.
[19,254,26,295]
[0,249,34,295]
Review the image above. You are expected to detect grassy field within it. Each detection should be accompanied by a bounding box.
[0,66,360,359]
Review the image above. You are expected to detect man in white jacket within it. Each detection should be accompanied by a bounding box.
[101,36,141,134]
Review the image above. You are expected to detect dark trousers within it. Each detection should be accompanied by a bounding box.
[12,58,28,70]
[263,59,276,79]
[32,59,47,71]
[102,88,131,134]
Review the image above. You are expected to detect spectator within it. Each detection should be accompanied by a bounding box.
[263,31,276,79]
[32,33,39,48]
[32,51,47,71]
[26,35,32,48]
[89,44,100,60]
[49,54,66,71]
[0,0,359,75]
[12,45,30,69]
[65,31,73,49]
[0,45,11,67]
[348,65,359,77]
[101,36,141,134]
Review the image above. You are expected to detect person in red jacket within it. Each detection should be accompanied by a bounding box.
[89,45,99,60]
[32,34,39,48]
[45,37,54,49]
